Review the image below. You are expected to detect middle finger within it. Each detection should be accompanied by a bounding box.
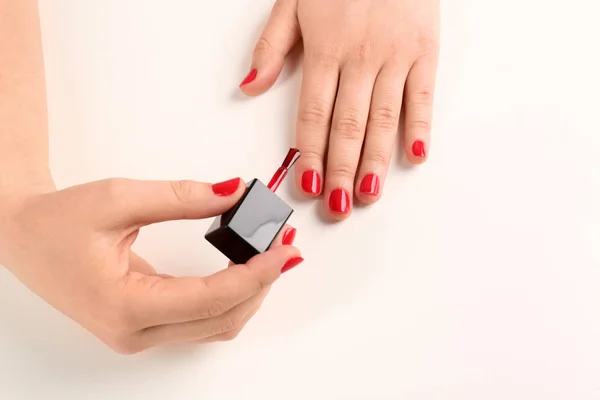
[325,64,376,220]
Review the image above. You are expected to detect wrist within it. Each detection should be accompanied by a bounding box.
[0,175,53,270]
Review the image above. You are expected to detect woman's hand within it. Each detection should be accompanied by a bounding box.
[240,0,440,220]
[0,178,302,354]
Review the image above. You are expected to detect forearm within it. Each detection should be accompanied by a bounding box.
[0,0,54,195]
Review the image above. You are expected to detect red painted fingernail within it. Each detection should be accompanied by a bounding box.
[281,257,304,273]
[329,188,350,214]
[239,69,257,87]
[282,227,297,245]
[359,173,380,196]
[212,178,241,196]
[301,170,321,195]
[412,140,427,158]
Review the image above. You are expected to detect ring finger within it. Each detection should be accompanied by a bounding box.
[192,288,270,344]
[355,61,409,203]
[148,224,296,346]
[137,291,263,347]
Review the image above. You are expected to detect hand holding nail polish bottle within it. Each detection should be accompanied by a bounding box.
[205,148,301,265]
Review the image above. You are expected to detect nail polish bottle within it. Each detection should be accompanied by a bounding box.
[205,148,301,265]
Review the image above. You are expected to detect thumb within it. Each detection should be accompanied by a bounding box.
[239,0,301,96]
[99,177,246,228]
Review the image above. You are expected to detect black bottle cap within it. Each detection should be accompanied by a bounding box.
[205,149,300,265]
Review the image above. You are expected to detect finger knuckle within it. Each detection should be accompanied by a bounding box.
[363,148,390,167]
[101,178,130,203]
[369,102,399,131]
[310,46,340,70]
[329,163,356,180]
[416,29,439,53]
[212,315,238,336]
[334,108,364,140]
[238,263,266,293]
[299,99,331,128]
[352,41,375,65]
[254,37,274,55]
[204,297,228,319]
[169,180,199,205]
[253,279,266,295]
[407,119,431,134]
[410,87,434,105]
[298,144,324,164]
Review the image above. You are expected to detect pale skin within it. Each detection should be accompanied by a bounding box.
[241,0,440,220]
[0,1,301,354]
[1,0,439,354]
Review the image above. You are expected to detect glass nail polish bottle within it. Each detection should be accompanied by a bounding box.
[205,148,301,265]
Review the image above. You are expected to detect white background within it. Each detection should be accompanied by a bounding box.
[1,0,599,399]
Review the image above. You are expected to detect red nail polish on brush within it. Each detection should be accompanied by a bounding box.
[267,149,301,192]
[205,148,302,265]
[239,69,257,87]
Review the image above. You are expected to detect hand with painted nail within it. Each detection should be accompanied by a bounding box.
[0,178,302,354]
[239,0,440,220]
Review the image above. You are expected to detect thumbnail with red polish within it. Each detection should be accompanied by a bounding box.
[329,188,350,214]
[301,170,321,194]
[281,257,304,273]
[359,174,380,196]
[212,178,241,196]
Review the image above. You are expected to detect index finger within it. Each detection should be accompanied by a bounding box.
[126,245,301,329]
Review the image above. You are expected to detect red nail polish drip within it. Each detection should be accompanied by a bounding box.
[267,148,301,192]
